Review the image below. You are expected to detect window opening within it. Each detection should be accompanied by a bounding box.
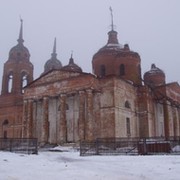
[125,101,131,108]
[8,73,13,93]
[126,118,131,135]
[100,65,106,77]
[21,73,28,93]
[3,119,9,125]
[119,64,125,76]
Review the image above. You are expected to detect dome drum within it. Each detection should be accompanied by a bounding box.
[92,49,142,85]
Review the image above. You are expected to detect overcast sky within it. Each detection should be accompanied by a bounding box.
[0,0,180,88]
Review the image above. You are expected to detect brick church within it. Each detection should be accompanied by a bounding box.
[0,18,180,145]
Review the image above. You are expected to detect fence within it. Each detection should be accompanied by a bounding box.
[80,137,180,156]
[0,138,38,154]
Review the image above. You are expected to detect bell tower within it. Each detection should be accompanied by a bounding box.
[0,20,33,138]
[1,19,33,95]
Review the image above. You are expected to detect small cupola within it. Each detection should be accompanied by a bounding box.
[144,64,166,86]
[62,53,82,73]
[43,38,62,74]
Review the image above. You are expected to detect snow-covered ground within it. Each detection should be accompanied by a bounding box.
[0,146,180,180]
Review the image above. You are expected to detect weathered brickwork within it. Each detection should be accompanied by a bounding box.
[0,102,23,138]
[0,21,180,145]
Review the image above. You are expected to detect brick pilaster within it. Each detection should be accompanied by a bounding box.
[22,100,28,138]
[27,99,33,138]
[86,89,94,141]
[79,91,85,141]
[42,96,49,143]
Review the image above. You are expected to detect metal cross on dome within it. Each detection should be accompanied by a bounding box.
[109,6,115,31]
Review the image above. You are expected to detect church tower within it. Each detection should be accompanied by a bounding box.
[1,20,33,95]
[0,20,33,138]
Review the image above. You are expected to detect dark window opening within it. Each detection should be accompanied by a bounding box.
[138,65,141,76]
[100,65,106,77]
[126,118,131,135]
[119,64,125,76]
[3,119,9,125]
[125,101,131,108]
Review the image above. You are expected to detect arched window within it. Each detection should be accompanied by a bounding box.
[8,72,13,93]
[126,117,131,135]
[100,65,106,77]
[2,119,9,125]
[21,72,28,93]
[119,64,125,76]
[125,101,131,108]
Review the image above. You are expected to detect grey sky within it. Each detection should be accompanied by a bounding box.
[0,0,180,88]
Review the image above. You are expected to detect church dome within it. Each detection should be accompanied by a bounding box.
[92,21,141,85]
[8,20,30,62]
[144,64,166,86]
[44,57,62,72]
[9,43,30,61]
[43,38,62,74]
[62,55,82,73]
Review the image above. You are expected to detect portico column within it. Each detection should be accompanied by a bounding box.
[79,91,85,141]
[42,96,49,144]
[27,99,33,138]
[95,92,101,138]
[86,89,94,141]
[22,100,28,138]
[163,101,169,140]
[59,94,67,143]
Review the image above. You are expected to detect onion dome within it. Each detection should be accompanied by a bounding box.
[62,54,82,73]
[144,64,166,86]
[43,38,62,74]
[9,19,30,62]
[92,8,141,85]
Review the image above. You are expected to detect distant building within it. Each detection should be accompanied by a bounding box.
[0,19,179,145]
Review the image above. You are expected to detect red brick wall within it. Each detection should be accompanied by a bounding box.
[92,51,142,85]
